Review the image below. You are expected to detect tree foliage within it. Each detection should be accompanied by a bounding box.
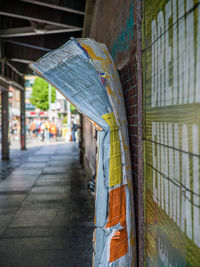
[70,104,77,114]
[30,77,56,110]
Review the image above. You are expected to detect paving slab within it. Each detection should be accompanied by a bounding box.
[37,176,71,182]
[35,178,71,187]
[18,162,47,169]
[0,227,6,237]
[0,185,31,192]
[50,155,72,160]
[0,207,18,227]
[0,194,26,208]
[10,209,60,227]
[2,177,37,185]
[2,226,69,238]
[0,142,94,267]
[0,236,68,253]
[47,160,71,166]
[11,169,42,175]
[30,185,69,194]
[19,197,72,214]
[26,157,50,162]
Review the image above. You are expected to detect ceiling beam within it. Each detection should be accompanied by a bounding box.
[0,59,24,89]
[0,11,79,29]
[0,75,24,90]
[5,40,52,52]
[19,0,85,16]
[9,58,34,64]
[0,1,84,29]
[1,59,24,76]
[0,26,82,38]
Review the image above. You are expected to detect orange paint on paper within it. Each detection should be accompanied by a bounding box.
[106,185,126,228]
[110,228,128,262]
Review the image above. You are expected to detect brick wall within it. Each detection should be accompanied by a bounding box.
[119,50,138,180]
[88,0,143,265]
[119,31,143,267]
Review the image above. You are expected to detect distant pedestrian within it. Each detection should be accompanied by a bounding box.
[72,122,78,142]
[45,120,50,141]
[30,120,37,137]
[50,122,57,141]
[40,120,45,141]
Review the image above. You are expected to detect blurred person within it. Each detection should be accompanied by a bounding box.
[28,119,32,135]
[16,119,20,140]
[72,121,78,142]
[56,119,62,138]
[44,120,50,141]
[36,118,41,137]
[25,119,29,135]
[30,119,37,137]
[10,119,16,137]
[40,119,46,141]
[50,121,57,141]
[62,124,68,140]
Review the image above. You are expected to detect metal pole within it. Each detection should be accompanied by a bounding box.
[1,87,9,160]
[20,89,26,150]
[67,101,72,141]
[49,83,51,121]
[67,101,71,128]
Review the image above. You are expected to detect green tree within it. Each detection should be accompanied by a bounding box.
[70,104,77,114]
[30,77,56,110]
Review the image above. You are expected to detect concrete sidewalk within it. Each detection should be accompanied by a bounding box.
[0,142,94,267]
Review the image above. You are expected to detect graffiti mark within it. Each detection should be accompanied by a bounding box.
[111,2,134,61]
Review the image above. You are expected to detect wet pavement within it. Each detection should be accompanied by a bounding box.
[0,142,94,267]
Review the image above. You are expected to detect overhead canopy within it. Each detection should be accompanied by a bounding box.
[0,0,86,74]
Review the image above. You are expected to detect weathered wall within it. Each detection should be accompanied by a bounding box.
[89,0,143,266]
[143,0,200,266]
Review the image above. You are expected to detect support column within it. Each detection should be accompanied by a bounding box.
[1,88,9,160]
[48,84,52,121]
[67,101,72,142]
[20,89,26,150]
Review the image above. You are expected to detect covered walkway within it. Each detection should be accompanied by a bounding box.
[0,142,94,267]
